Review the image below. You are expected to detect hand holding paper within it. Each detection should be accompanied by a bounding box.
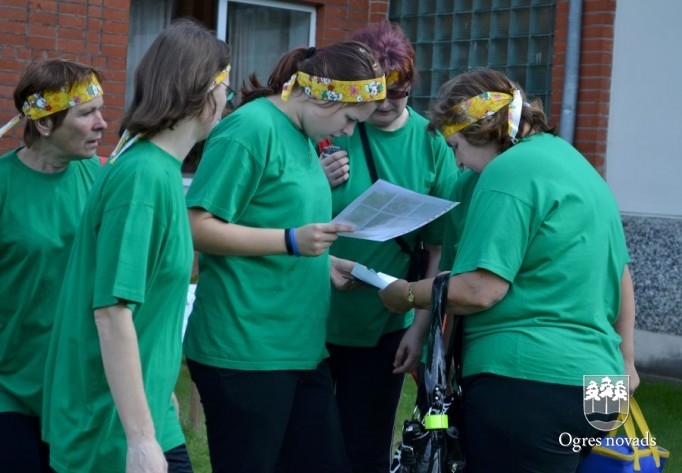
[351,263,398,290]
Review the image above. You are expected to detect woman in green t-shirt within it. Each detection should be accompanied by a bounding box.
[184,42,387,473]
[0,58,106,472]
[317,22,459,473]
[42,19,231,473]
[380,68,638,473]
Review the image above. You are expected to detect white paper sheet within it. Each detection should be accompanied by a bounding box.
[351,263,398,289]
[331,179,458,241]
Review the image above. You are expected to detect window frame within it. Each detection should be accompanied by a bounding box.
[216,0,316,45]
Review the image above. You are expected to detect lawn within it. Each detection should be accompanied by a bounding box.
[175,362,680,473]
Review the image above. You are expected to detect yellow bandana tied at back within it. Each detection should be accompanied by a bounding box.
[281,71,386,102]
[0,74,103,138]
[441,89,523,143]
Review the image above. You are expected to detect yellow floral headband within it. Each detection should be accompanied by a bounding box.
[281,71,386,102]
[441,89,523,143]
[0,74,103,139]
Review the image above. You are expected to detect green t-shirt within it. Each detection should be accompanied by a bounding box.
[440,169,480,271]
[0,150,99,416]
[452,134,629,385]
[327,108,459,346]
[184,97,333,370]
[42,140,193,473]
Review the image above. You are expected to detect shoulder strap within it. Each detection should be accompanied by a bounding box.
[446,314,464,392]
[357,122,378,182]
[358,122,412,255]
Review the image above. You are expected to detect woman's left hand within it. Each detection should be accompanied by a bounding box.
[330,256,361,291]
[379,279,412,313]
[392,321,427,373]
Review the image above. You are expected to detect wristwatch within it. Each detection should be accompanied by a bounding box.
[407,282,416,307]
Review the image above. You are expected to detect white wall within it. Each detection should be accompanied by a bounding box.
[607,0,682,218]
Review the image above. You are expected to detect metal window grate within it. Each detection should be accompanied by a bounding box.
[389,0,556,116]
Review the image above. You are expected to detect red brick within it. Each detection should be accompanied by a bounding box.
[98,7,128,22]
[102,32,128,46]
[60,2,87,15]
[29,11,58,25]
[2,7,29,21]
[60,28,87,41]
[58,39,86,54]
[90,56,108,69]
[107,56,127,70]
[103,81,125,96]
[29,0,58,12]
[583,12,615,27]
[101,44,127,57]
[59,14,86,28]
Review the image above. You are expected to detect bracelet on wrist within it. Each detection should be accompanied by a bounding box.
[407,282,416,308]
[289,228,301,256]
[284,228,295,256]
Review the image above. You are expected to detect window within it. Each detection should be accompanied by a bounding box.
[389,0,555,115]
[217,0,316,106]
[125,0,173,106]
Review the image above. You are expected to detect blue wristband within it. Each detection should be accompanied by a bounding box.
[290,228,301,256]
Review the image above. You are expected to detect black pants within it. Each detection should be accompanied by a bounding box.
[165,444,193,473]
[462,374,601,473]
[187,358,350,473]
[0,412,53,473]
[0,412,191,473]
[327,329,406,473]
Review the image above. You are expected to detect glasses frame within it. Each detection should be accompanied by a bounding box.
[386,89,410,100]
[224,86,237,112]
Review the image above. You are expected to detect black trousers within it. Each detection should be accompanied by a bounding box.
[0,412,53,473]
[0,412,191,473]
[327,329,406,473]
[187,358,351,473]
[165,444,193,473]
[462,374,601,473]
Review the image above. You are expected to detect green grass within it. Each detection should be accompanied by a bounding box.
[633,379,681,472]
[176,363,680,473]
[175,362,211,473]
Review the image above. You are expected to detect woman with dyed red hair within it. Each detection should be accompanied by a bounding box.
[320,22,459,473]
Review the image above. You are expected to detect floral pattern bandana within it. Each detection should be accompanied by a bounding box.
[0,74,103,138]
[441,89,523,143]
[22,75,103,120]
[281,71,386,102]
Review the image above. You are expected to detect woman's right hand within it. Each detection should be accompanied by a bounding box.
[126,437,167,473]
[319,149,350,188]
[293,223,353,256]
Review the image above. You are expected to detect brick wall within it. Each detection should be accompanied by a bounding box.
[551,0,616,175]
[316,0,388,46]
[0,0,130,156]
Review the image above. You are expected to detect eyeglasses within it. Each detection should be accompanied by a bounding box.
[223,86,237,113]
[386,89,410,100]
